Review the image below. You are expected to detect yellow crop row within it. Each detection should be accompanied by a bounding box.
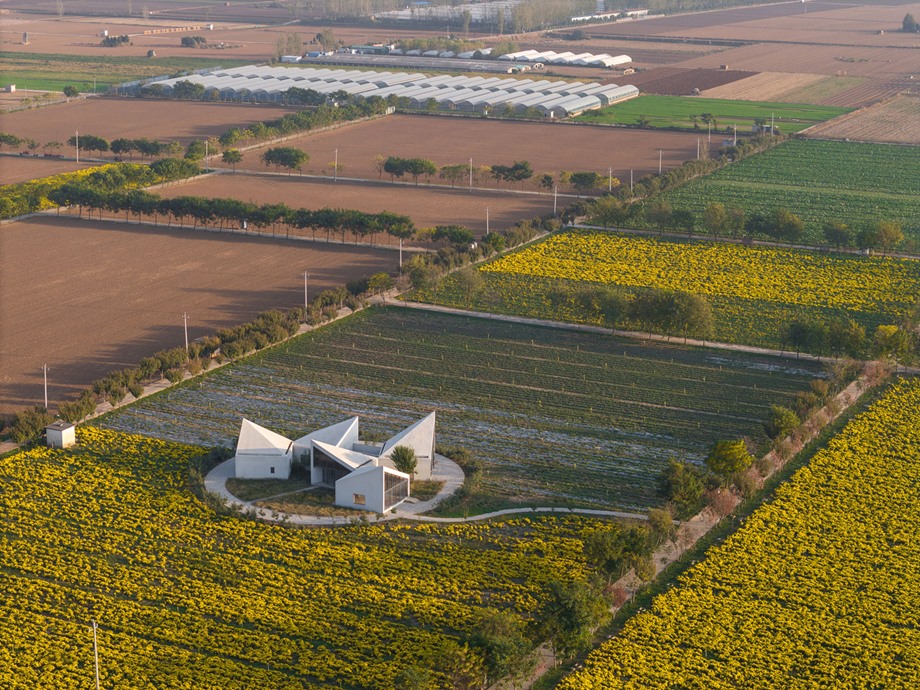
[558,377,920,689]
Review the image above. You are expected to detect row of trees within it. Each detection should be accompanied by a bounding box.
[781,316,919,362]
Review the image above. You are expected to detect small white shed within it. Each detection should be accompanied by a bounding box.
[46,421,76,449]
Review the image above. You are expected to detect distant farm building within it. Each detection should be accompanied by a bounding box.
[232,413,436,514]
[144,64,638,117]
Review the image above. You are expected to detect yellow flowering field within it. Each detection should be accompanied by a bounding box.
[469,232,920,346]
[0,427,599,688]
[484,232,919,314]
[558,377,920,689]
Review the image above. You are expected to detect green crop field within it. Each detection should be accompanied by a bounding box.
[0,51,251,91]
[651,139,920,244]
[101,308,823,513]
[0,426,603,688]
[575,95,849,133]
[418,231,920,349]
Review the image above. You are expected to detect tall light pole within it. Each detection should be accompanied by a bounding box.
[92,620,100,690]
[42,363,49,409]
[333,148,338,181]
[75,130,79,162]
[485,207,490,235]
[182,312,189,354]
[303,271,309,315]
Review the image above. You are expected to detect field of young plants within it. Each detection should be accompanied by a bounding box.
[422,231,920,347]
[0,426,598,688]
[100,309,823,512]
[655,139,920,244]
[558,377,920,689]
[574,95,849,133]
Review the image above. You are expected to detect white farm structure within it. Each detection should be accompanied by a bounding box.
[232,413,437,514]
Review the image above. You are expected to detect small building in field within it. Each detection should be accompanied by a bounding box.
[46,421,76,449]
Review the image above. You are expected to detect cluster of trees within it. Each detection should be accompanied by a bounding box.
[100,34,130,47]
[382,156,438,185]
[781,316,918,363]
[658,438,755,518]
[539,284,714,341]
[902,12,919,32]
[489,161,533,188]
[180,35,207,47]
[274,32,303,59]
[261,146,309,173]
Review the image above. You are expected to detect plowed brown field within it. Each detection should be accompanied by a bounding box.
[0,98,297,145]
[218,114,708,183]
[155,174,557,232]
[616,67,757,95]
[0,216,397,415]
[805,95,920,144]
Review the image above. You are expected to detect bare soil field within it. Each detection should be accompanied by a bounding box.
[676,44,920,106]
[155,173,557,233]
[701,72,872,105]
[614,67,756,95]
[663,3,920,47]
[701,71,827,101]
[804,95,920,144]
[1,12,464,62]
[0,97,297,144]
[221,114,711,184]
[0,155,92,184]
[0,216,396,415]
[588,2,847,37]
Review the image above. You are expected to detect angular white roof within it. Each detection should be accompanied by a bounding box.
[312,439,376,471]
[294,416,359,448]
[236,418,293,456]
[381,412,436,457]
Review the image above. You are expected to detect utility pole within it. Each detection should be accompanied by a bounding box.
[42,364,49,409]
[608,166,612,192]
[398,238,403,268]
[182,312,189,354]
[75,130,79,162]
[92,620,100,690]
[658,149,662,175]
[468,157,473,191]
[697,137,700,160]
[303,271,309,315]
[333,148,338,182]
[733,125,737,146]
[485,206,489,235]
[204,139,208,167]
[553,185,557,216]
[630,169,633,194]
[708,119,711,143]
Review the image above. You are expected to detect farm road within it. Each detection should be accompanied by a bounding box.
[204,456,648,527]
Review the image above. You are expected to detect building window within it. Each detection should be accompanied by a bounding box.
[270,466,275,474]
[353,493,366,506]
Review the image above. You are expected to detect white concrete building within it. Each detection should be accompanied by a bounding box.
[232,413,436,513]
